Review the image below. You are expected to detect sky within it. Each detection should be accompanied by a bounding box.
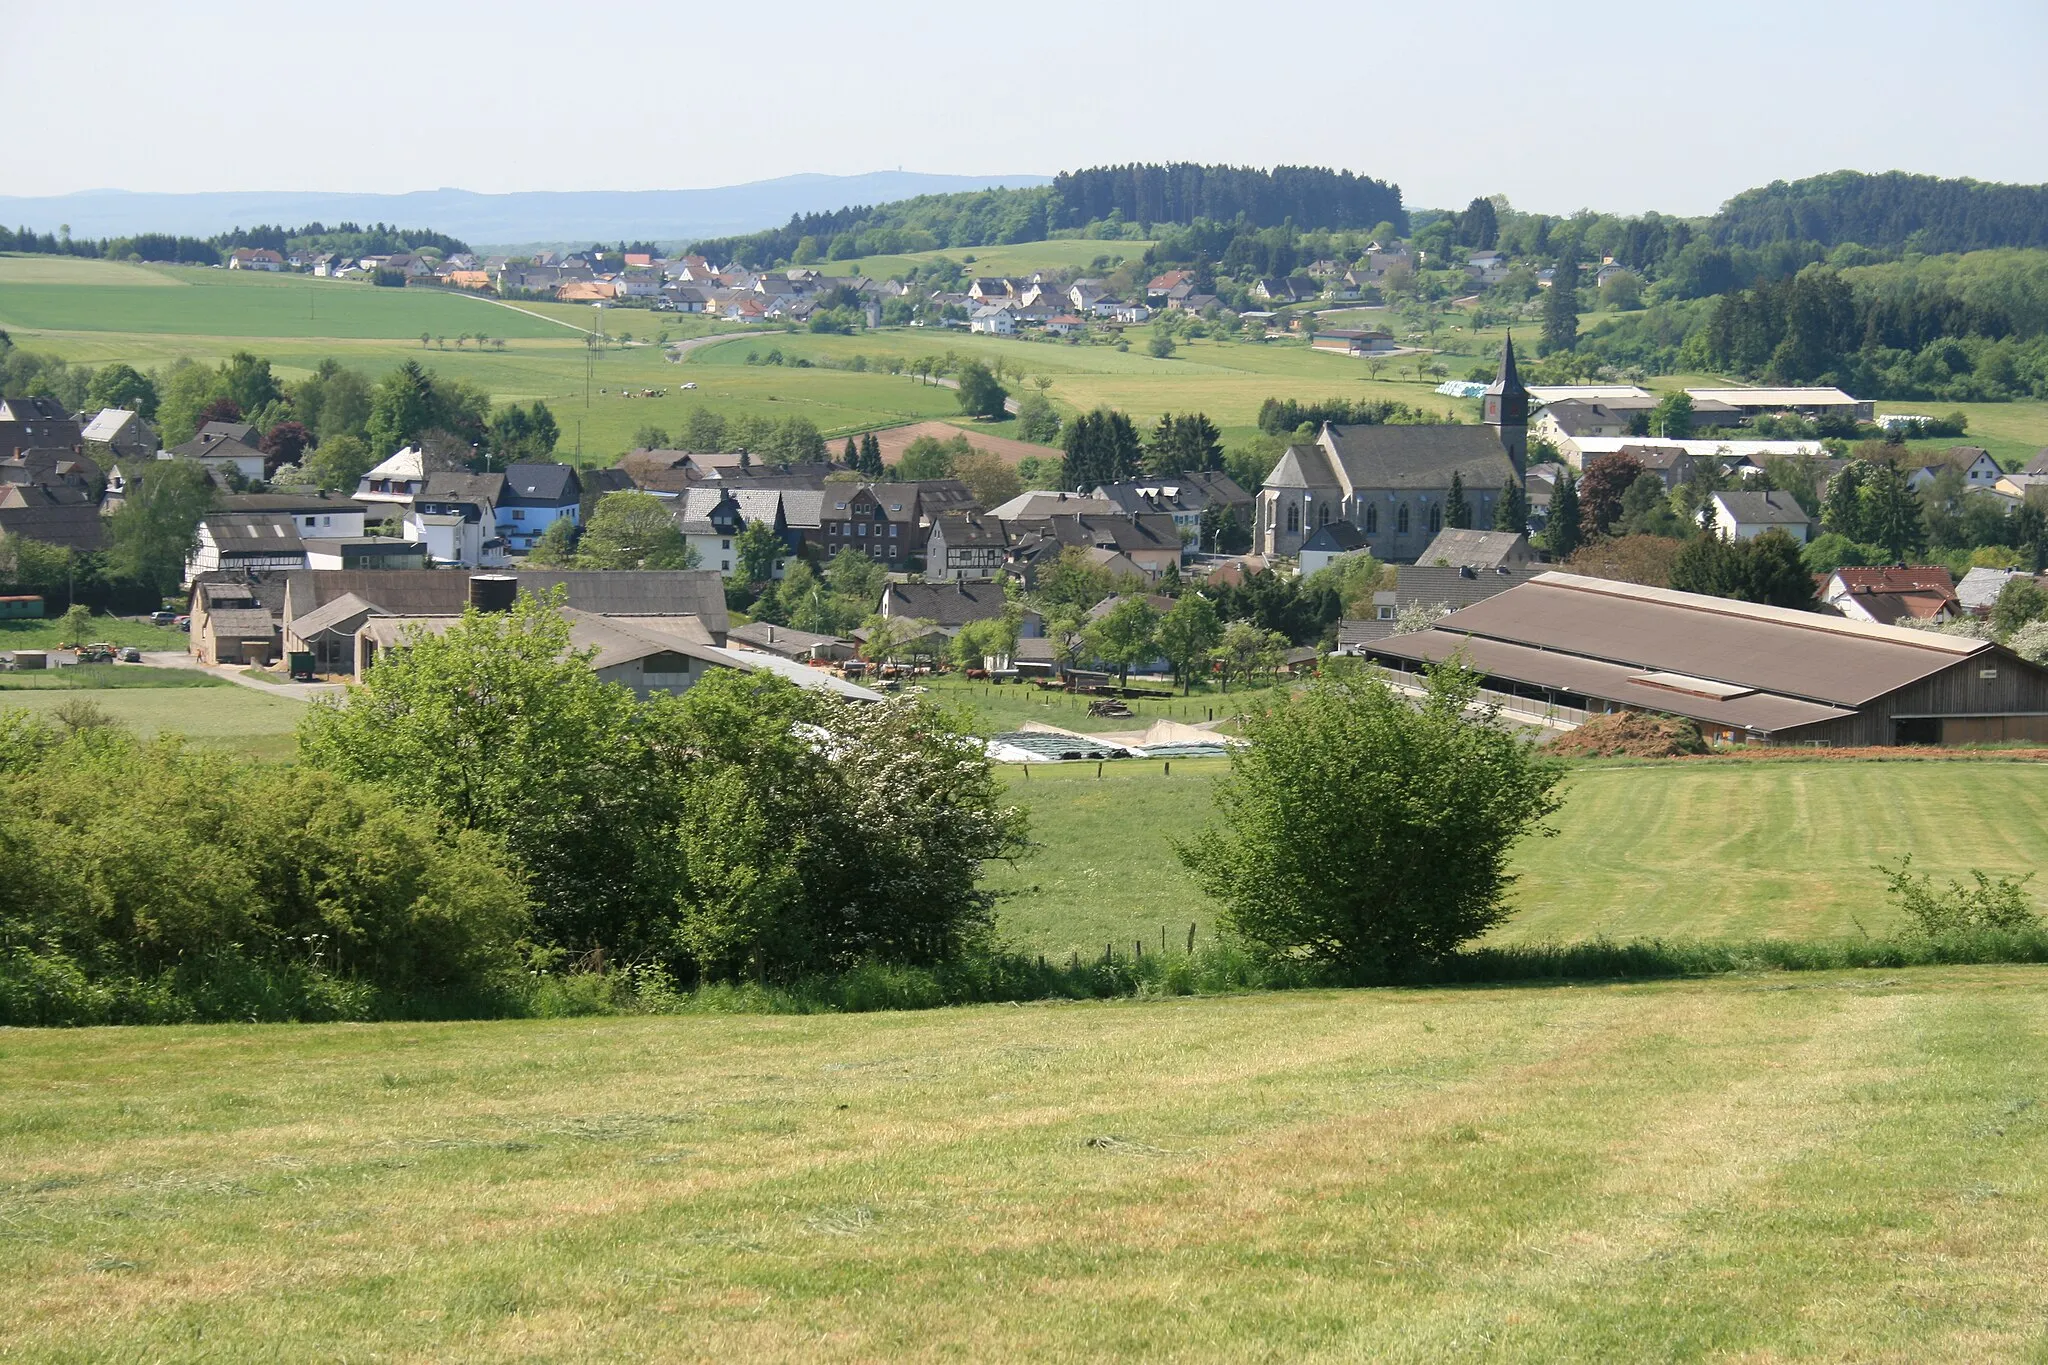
[12,0,2046,217]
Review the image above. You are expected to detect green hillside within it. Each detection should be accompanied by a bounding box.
[6,966,2046,1359]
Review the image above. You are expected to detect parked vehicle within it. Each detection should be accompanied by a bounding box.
[119,646,143,663]
[76,644,115,664]
[288,651,317,682]
[150,610,177,626]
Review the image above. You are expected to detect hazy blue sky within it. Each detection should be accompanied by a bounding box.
[14,0,2045,215]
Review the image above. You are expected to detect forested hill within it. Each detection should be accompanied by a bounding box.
[689,163,1408,268]
[1715,171,2048,255]
[1047,164,1405,235]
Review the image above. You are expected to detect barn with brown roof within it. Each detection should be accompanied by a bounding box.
[1360,571,2048,746]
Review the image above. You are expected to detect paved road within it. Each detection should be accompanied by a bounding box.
[141,651,344,703]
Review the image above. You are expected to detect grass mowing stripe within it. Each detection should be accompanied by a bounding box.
[5,970,2046,1359]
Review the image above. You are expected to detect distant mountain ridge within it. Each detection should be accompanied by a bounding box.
[0,172,1053,247]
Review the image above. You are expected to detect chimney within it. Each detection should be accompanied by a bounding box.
[469,574,518,613]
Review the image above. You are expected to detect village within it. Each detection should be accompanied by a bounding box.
[7,326,2048,754]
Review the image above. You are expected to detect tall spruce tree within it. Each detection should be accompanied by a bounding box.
[1822,460,1868,539]
[842,437,859,469]
[1859,460,1923,560]
[1446,472,1472,529]
[1493,479,1529,533]
[1541,240,1581,355]
[1547,473,1583,559]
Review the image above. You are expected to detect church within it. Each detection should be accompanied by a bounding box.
[1255,337,1529,562]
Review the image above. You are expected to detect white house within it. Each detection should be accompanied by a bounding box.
[404,508,507,568]
[183,497,370,583]
[406,474,508,568]
[1905,447,2004,493]
[1710,490,1811,543]
[1297,520,1370,574]
[673,486,792,579]
[227,248,286,272]
[969,305,1017,335]
[354,446,426,511]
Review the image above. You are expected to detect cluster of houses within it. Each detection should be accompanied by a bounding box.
[612,443,1252,587]
[189,565,882,703]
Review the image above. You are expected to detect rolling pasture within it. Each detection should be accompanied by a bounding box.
[986,757,2048,959]
[6,967,2047,1360]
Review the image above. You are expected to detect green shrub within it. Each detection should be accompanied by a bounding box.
[1880,855,2039,937]
[0,719,531,1024]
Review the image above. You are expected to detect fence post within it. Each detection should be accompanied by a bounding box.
[1187,922,1196,954]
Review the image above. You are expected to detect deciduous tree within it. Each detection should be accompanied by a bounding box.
[577,491,698,570]
[1180,660,1564,973]
[1156,592,1223,693]
[1083,596,1160,687]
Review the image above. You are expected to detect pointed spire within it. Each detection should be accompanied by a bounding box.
[1491,330,1525,397]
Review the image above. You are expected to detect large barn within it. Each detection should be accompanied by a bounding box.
[1362,572,2048,747]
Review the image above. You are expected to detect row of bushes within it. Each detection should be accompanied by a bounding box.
[14,927,2048,1028]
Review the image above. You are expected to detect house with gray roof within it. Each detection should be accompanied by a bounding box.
[879,581,1042,635]
[80,408,156,461]
[1709,490,1811,543]
[496,462,581,553]
[925,512,1008,582]
[1415,528,1537,571]
[672,486,794,579]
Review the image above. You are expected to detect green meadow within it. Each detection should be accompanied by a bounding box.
[7,966,2048,1361]
[5,252,2046,464]
[985,757,2048,960]
[0,686,305,762]
[821,235,1152,281]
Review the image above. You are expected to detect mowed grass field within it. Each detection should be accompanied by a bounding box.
[0,686,303,761]
[8,967,2048,1360]
[0,252,1497,459]
[918,675,1265,737]
[823,236,1151,282]
[987,758,2048,959]
[7,252,2047,464]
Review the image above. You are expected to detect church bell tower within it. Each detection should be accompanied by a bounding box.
[1483,332,1530,477]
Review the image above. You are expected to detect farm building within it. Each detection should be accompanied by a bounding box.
[1359,571,2048,747]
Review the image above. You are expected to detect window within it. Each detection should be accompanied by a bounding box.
[1397,504,1410,534]
[512,509,525,521]
[322,516,331,527]
[871,546,884,559]
[1365,505,1378,533]
[1286,505,1300,533]
[889,524,898,537]
[1429,505,1442,533]
[857,523,868,537]
[721,538,731,550]
[304,517,316,528]
[720,560,730,571]
[830,524,839,536]
[1318,504,1330,527]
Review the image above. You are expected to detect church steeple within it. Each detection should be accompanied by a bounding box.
[1483,331,1529,477]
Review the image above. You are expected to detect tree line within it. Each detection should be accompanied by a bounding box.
[0,219,470,267]
[1048,163,1407,235]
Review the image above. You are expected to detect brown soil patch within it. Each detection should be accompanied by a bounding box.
[1550,712,1708,759]
[856,420,1058,468]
